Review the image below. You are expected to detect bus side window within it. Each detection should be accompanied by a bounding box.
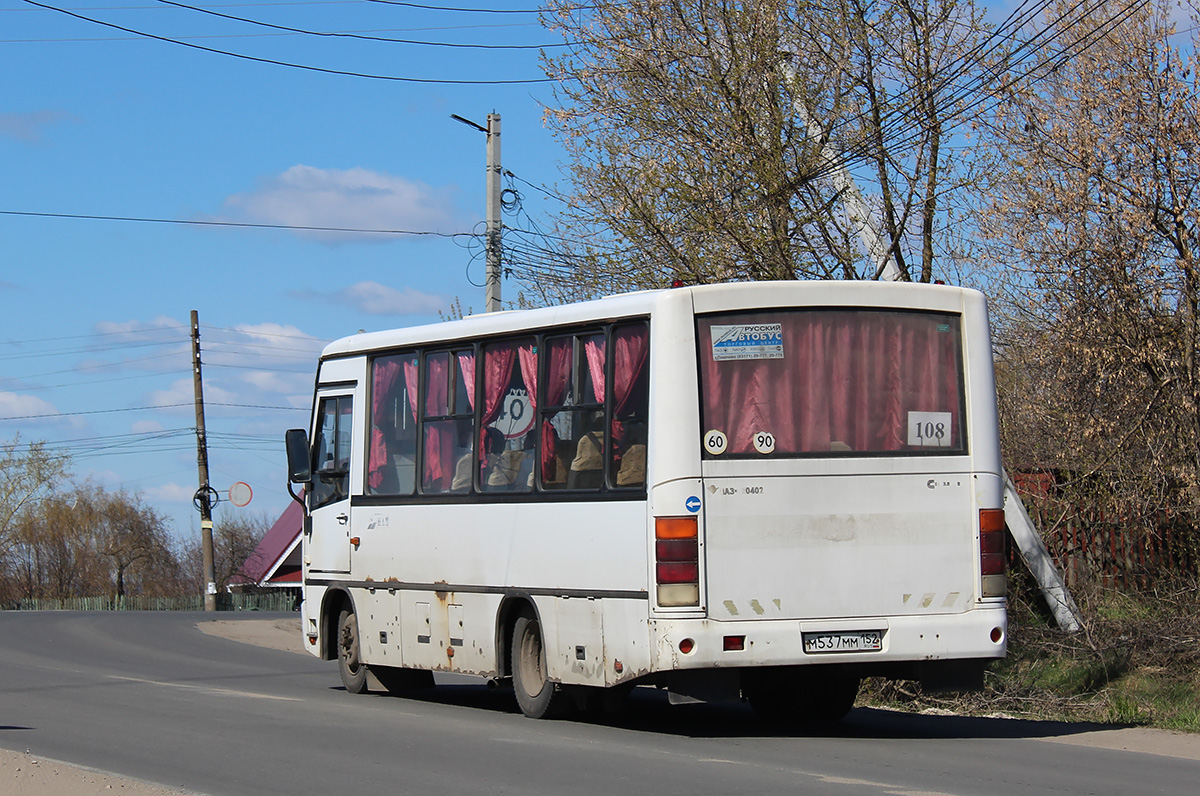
[480,338,537,494]
[367,353,417,496]
[423,349,475,494]
[609,322,649,489]
[541,332,604,491]
[312,395,352,509]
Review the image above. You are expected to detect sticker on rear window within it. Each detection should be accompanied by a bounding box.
[752,431,776,455]
[704,429,728,455]
[908,411,953,447]
[711,323,784,361]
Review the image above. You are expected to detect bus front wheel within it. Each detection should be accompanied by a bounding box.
[336,607,369,694]
[511,612,569,719]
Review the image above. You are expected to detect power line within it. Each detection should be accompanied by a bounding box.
[1,369,193,393]
[0,337,187,362]
[0,208,474,237]
[21,0,557,84]
[151,0,568,49]
[205,324,330,342]
[0,2,377,10]
[0,402,193,421]
[1,23,545,44]
[363,0,545,12]
[0,325,186,347]
[209,401,305,410]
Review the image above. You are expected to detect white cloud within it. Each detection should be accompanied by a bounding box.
[0,110,74,143]
[130,419,165,434]
[239,369,312,395]
[232,322,321,347]
[148,377,237,412]
[218,165,463,243]
[289,281,447,317]
[341,281,448,316]
[144,482,196,504]
[0,391,84,428]
[93,315,182,338]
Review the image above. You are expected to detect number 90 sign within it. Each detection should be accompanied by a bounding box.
[752,431,775,455]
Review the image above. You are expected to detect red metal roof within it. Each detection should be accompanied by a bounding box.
[242,497,303,586]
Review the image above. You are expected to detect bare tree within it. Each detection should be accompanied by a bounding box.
[7,488,105,601]
[0,485,182,603]
[96,491,179,599]
[532,0,994,299]
[181,509,270,594]
[0,438,69,556]
[982,0,1200,524]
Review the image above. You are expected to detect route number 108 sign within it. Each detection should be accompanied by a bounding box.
[908,411,953,447]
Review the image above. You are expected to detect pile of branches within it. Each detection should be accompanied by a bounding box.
[860,576,1200,724]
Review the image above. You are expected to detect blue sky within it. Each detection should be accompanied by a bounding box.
[1,0,565,540]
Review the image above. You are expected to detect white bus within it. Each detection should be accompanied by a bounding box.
[285,281,1007,721]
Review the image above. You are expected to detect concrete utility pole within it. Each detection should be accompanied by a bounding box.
[452,111,502,313]
[190,310,217,612]
[784,63,902,281]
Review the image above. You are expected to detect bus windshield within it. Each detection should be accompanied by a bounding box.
[697,308,965,458]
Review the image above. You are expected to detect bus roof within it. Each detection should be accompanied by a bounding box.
[319,280,982,360]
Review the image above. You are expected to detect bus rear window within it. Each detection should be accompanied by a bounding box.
[697,309,965,458]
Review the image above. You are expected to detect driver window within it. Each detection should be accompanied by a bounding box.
[312,395,353,509]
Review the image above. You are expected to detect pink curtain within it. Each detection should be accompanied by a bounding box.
[583,334,605,401]
[367,357,402,490]
[610,324,649,444]
[541,337,574,480]
[480,342,517,461]
[403,360,418,421]
[700,312,961,455]
[611,325,649,414]
[518,344,538,411]
[458,351,476,410]
[423,354,450,488]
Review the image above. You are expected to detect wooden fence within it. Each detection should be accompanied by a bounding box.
[1013,476,1200,589]
[8,592,298,612]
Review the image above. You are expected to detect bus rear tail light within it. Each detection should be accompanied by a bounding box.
[979,508,1007,598]
[656,517,699,607]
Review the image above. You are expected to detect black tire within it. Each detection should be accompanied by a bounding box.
[745,668,859,724]
[374,665,435,694]
[511,611,570,719]
[336,607,369,694]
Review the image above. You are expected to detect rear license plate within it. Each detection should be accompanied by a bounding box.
[802,630,883,653]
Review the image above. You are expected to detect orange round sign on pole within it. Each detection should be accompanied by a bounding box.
[229,481,253,507]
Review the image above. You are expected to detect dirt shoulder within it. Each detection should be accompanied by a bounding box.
[194,616,306,654]
[1,747,202,796]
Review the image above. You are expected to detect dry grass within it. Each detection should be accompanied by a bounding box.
[860,576,1200,731]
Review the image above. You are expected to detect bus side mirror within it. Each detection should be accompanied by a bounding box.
[285,428,312,484]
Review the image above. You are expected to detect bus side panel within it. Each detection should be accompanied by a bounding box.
[392,590,500,676]
[344,500,649,683]
[601,598,653,686]
[352,587,404,668]
[540,595,604,687]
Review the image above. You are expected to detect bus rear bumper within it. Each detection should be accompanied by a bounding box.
[647,605,1007,677]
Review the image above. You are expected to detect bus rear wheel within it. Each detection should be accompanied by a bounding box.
[745,668,860,724]
[511,612,570,719]
[336,607,369,695]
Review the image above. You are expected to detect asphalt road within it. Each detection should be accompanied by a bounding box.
[0,611,1196,796]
